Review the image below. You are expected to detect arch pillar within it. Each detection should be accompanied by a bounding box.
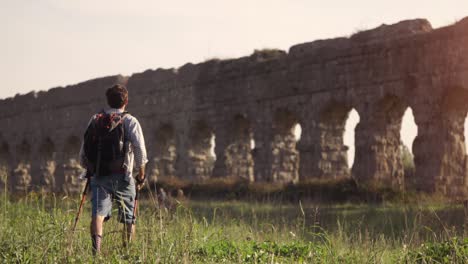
[352,99,406,190]
[12,139,32,193]
[151,124,177,183]
[412,115,447,193]
[212,115,254,181]
[29,145,42,188]
[55,135,84,194]
[413,98,468,197]
[37,137,57,192]
[175,124,190,180]
[270,110,300,184]
[185,120,215,182]
[252,120,274,182]
[0,139,11,192]
[311,104,352,179]
[297,119,318,181]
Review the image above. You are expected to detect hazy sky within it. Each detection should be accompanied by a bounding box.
[2,0,467,99]
[2,0,467,159]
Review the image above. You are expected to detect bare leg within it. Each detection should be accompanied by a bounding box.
[90,215,105,255]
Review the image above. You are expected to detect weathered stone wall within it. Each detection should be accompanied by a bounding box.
[1,17,468,198]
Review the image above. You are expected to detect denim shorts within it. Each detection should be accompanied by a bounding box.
[91,174,136,224]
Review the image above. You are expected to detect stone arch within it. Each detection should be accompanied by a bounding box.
[188,120,215,181]
[315,102,355,179]
[224,114,254,182]
[38,137,56,191]
[271,109,300,183]
[152,123,177,182]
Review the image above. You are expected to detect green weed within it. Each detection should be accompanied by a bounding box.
[0,192,466,263]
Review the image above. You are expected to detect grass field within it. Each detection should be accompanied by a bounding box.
[0,191,467,263]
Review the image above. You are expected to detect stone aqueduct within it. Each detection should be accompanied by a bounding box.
[1,18,468,197]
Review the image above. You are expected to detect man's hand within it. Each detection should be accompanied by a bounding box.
[136,166,146,190]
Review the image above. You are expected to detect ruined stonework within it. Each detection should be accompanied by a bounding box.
[225,142,254,182]
[1,17,468,197]
[61,159,85,195]
[151,124,177,183]
[13,163,31,193]
[0,141,9,190]
[353,95,407,190]
[39,160,56,192]
[0,164,8,190]
[224,115,254,182]
[270,110,300,183]
[38,137,56,192]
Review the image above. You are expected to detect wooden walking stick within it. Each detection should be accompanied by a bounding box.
[133,177,144,223]
[67,173,91,254]
[132,187,140,223]
[72,175,91,232]
[132,175,146,225]
[124,177,143,246]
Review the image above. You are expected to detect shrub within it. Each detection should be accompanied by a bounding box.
[406,237,468,263]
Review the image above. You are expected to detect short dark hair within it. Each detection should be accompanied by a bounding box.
[106,84,128,108]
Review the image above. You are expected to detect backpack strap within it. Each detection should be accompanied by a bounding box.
[120,112,129,143]
[93,109,108,175]
[120,111,129,119]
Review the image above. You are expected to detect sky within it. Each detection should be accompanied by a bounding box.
[1,0,468,160]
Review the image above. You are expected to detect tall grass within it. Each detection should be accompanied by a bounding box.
[0,191,467,263]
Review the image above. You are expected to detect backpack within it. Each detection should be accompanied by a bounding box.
[83,111,128,177]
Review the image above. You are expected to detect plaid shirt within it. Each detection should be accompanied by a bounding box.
[79,108,148,180]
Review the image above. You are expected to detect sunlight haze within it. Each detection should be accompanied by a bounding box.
[2,0,467,99]
[1,0,467,160]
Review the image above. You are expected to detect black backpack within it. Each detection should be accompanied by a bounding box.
[83,111,128,177]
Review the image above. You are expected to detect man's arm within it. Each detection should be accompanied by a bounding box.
[128,117,148,188]
[137,165,146,187]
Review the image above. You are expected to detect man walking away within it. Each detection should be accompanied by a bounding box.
[79,84,148,255]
